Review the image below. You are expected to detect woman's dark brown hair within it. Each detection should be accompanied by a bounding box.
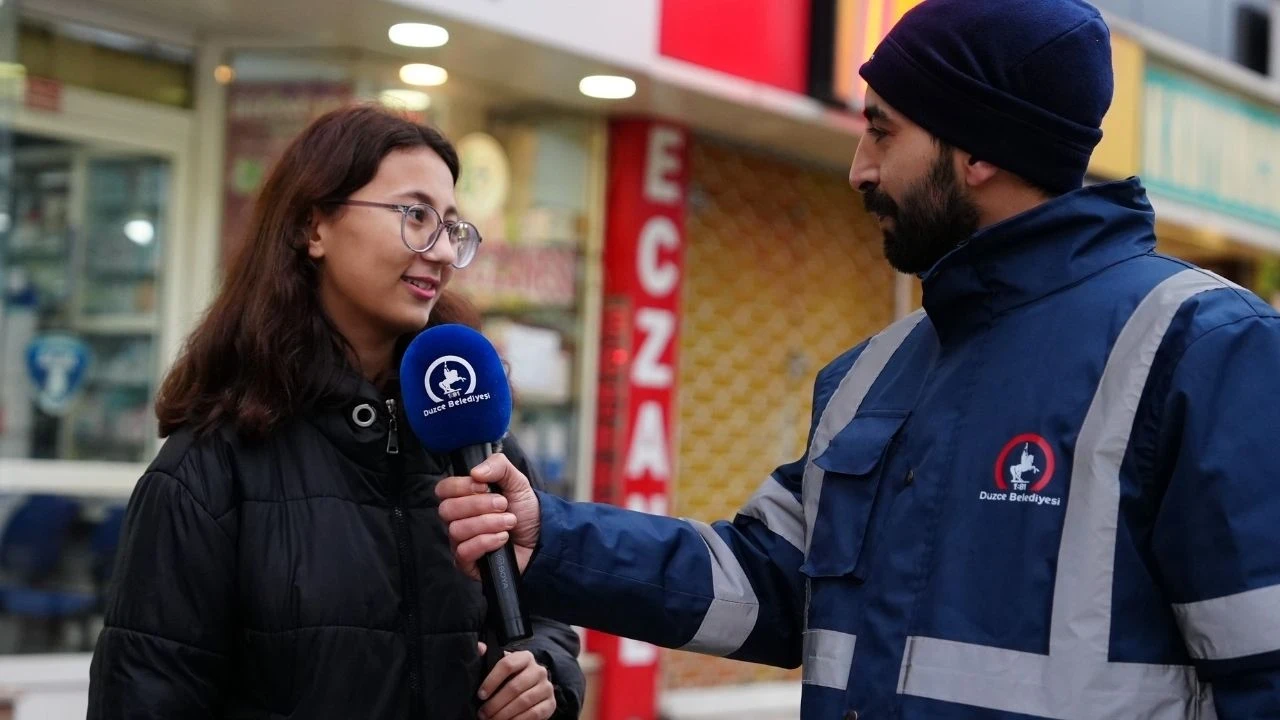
[157,103,480,439]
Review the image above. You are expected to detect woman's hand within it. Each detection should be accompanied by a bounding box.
[476,644,556,720]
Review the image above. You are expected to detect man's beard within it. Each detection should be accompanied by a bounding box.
[861,150,981,275]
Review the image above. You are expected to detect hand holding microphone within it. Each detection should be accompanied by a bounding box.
[438,453,541,579]
[401,324,537,645]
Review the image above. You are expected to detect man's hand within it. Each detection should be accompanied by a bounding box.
[436,453,541,580]
[476,644,556,720]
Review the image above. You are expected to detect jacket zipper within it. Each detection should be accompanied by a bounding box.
[385,399,400,455]
[386,399,423,716]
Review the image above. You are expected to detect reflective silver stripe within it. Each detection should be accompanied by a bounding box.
[681,519,761,656]
[898,637,1053,714]
[1174,583,1280,660]
[803,628,856,691]
[900,270,1228,718]
[899,636,1214,719]
[738,475,804,553]
[803,310,926,553]
[1053,270,1229,659]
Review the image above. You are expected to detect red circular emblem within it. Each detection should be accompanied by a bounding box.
[994,434,1055,493]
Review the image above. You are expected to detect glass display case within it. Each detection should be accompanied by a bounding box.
[0,134,168,464]
[462,112,594,503]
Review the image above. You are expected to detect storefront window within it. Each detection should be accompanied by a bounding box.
[0,16,181,660]
[0,141,167,654]
[463,112,592,501]
[1,136,168,463]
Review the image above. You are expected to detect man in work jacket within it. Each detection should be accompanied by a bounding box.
[437,0,1280,717]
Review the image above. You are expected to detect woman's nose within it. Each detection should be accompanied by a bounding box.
[424,228,458,266]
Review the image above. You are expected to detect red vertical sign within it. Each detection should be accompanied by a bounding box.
[591,119,689,720]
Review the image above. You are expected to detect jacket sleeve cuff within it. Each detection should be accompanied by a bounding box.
[523,490,569,614]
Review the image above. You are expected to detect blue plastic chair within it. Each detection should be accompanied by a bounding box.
[0,495,81,582]
[0,495,98,650]
[90,506,127,589]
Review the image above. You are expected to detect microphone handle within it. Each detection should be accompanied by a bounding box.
[451,443,532,645]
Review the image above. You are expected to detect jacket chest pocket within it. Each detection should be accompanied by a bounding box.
[800,411,907,583]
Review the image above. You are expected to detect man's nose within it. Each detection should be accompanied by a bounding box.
[849,137,879,190]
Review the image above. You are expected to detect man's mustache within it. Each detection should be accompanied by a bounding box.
[861,187,898,220]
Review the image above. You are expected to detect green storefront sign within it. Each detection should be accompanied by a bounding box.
[1143,64,1280,230]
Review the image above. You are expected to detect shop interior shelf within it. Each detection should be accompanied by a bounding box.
[72,315,157,335]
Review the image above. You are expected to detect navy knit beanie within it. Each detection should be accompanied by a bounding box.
[859,0,1113,194]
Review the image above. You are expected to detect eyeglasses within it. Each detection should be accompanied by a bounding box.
[334,200,482,269]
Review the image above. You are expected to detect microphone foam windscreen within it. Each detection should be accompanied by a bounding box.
[400,324,512,454]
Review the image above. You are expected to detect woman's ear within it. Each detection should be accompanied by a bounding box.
[307,210,326,261]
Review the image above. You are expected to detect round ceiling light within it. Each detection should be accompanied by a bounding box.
[579,75,637,100]
[400,63,448,87]
[389,23,449,48]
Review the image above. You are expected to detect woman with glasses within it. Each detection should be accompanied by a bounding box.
[87,104,583,720]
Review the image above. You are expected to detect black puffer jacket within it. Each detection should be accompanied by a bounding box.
[87,372,583,719]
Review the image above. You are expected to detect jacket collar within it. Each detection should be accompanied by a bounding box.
[920,178,1157,344]
[306,365,444,477]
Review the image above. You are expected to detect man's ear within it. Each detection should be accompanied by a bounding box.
[960,153,998,188]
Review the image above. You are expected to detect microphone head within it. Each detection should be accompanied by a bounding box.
[400,324,512,454]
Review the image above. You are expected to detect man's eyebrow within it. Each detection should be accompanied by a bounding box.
[863,104,892,124]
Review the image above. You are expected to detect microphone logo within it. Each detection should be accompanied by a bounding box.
[424,354,484,407]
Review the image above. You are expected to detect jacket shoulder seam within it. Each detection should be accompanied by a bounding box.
[1161,258,1271,319]
[1167,314,1280,378]
[145,469,236,545]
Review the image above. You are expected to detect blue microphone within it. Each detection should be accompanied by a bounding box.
[401,324,530,644]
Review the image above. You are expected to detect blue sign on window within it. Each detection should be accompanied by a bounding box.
[25,334,93,416]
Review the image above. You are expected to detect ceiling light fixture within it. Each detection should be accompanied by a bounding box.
[389,23,449,48]
[579,75,636,100]
[400,63,448,87]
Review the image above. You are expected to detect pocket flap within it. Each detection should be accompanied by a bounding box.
[801,412,908,580]
[814,413,908,476]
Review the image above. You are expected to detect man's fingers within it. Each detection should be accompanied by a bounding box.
[471,453,526,494]
[456,559,480,581]
[439,453,537,579]
[438,492,508,523]
[436,475,491,501]
[456,533,510,567]
[477,641,487,657]
[449,514,517,545]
